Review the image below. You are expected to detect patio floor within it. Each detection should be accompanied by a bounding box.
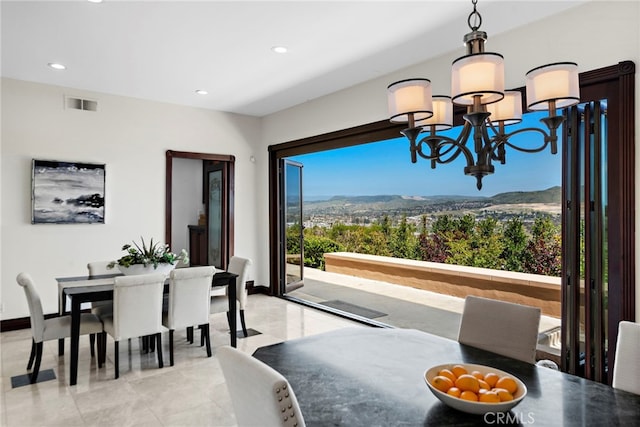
[288,267,561,342]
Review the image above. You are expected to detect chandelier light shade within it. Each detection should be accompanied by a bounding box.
[387,78,433,124]
[387,0,580,190]
[417,96,453,130]
[486,91,522,125]
[526,62,580,110]
[451,53,505,106]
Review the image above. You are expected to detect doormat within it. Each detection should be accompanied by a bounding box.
[231,328,262,339]
[320,300,387,319]
[11,369,56,388]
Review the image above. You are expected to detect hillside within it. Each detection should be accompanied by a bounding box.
[304,186,561,216]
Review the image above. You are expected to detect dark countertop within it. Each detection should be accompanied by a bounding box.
[253,327,640,426]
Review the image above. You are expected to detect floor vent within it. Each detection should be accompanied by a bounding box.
[65,96,98,112]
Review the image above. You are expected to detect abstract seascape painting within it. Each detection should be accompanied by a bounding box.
[32,159,105,224]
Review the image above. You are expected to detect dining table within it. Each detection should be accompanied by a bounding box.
[253,327,640,426]
[57,270,238,386]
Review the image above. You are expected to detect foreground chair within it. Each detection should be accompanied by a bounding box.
[612,320,640,394]
[101,273,166,379]
[210,256,252,337]
[17,272,104,383]
[88,261,114,317]
[163,266,216,366]
[218,346,306,427]
[458,295,541,364]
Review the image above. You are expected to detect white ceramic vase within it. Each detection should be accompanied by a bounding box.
[117,263,176,277]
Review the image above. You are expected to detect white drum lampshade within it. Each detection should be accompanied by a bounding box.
[526,62,580,111]
[486,91,523,125]
[417,96,453,130]
[451,53,505,106]
[388,78,433,124]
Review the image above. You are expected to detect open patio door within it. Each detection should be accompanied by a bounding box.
[280,159,305,293]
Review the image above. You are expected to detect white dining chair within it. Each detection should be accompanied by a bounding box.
[210,256,252,337]
[87,261,114,317]
[162,266,216,366]
[17,272,104,383]
[612,320,640,395]
[100,273,167,379]
[458,295,541,364]
[218,345,306,427]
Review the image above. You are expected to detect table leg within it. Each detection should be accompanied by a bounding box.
[70,296,81,386]
[229,277,237,348]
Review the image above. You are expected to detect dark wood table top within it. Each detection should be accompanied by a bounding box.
[253,327,640,426]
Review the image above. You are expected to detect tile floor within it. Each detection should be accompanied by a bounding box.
[0,294,363,427]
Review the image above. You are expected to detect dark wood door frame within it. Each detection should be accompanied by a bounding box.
[165,150,235,268]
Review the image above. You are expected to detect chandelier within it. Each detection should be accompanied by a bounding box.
[387,0,580,190]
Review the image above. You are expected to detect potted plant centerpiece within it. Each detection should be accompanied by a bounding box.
[108,237,189,276]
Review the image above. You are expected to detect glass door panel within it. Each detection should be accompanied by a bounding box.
[281,159,304,293]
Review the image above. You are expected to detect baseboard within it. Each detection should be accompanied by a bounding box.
[1,316,31,332]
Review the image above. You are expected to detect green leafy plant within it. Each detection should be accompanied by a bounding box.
[107,237,189,269]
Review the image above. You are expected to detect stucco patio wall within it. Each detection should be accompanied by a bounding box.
[324,252,561,318]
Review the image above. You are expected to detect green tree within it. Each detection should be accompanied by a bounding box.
[502,217,528,272]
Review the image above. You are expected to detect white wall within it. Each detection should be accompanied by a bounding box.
[171,157,204,260]
[260,1,640,319]
[1,78,262,320]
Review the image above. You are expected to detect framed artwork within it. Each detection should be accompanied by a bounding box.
[31,159,105,224]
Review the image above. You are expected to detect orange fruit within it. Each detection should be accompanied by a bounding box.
[431,375,454,393]
[479,391,501,403]
[471,370,484,380]
[493,388,514,402]
[446,387,461,398]
[438,369,457,383]
[495,376,518,394]
[484,372,499,387]
[460,390,478,401]
[455,374,480,393]
[478,379,490,390]
[451,365,468,378]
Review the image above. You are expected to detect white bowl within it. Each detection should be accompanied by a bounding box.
[424,363,527,415]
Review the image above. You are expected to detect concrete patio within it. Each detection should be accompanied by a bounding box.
[288,266,561,359]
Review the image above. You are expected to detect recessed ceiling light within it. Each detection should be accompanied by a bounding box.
[195,90,208,95]
[48,63,66,70]
[271,46,288,54]
[87,0,103,3]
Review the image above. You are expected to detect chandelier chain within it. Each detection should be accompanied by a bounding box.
[468,0,482,31]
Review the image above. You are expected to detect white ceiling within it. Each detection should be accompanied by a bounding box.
[1,0,586,117]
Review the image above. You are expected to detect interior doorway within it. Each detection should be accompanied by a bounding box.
[165,150,235,270]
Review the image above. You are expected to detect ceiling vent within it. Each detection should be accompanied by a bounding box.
[64,96,98,112]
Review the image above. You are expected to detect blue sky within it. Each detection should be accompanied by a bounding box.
[289,112,562,199]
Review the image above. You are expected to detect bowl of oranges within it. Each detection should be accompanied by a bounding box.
[424,363,527,415]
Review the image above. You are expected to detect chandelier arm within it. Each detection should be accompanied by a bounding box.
[416,126,476,169]
[497,127,555,153]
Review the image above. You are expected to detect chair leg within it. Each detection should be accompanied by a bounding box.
[169,329,175,367]
[114,340,119,379]
[240,309,248,337]
[27,339,36,370]
[98,332,106,368]
[30,342,43,384]
[58,338,64,356]
[90,333,96,357]
[200,325,204,347]
[149,335,155,352]
[187,326,194,344]
[203,324,212,358]
[156,333,163,369]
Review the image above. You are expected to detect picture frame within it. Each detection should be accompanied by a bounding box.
[31,159,105,224]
